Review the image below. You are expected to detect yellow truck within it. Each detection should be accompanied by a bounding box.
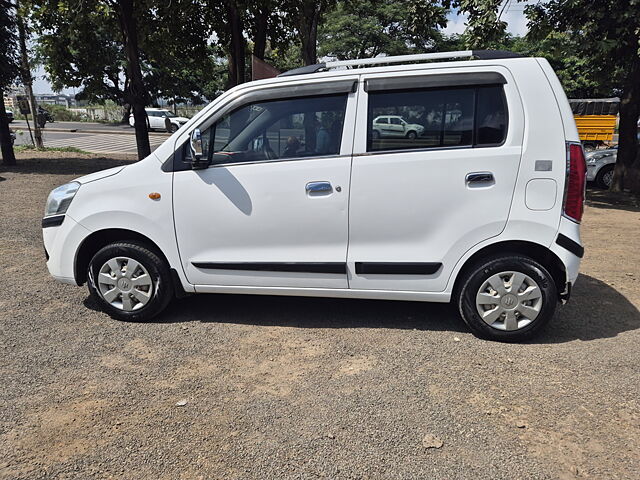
[569,98,619,151]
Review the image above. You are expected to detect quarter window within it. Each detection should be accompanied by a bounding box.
[367,84,507,152]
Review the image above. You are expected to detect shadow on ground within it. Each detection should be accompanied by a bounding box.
[586,187,640,212]
[0,155,135,176]
[86,274,639,343]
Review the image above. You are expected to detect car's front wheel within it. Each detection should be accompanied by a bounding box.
[87,241,173,321]
[457,255,557,342]
[406,130,417,140]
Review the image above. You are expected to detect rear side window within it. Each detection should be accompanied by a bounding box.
[367,84,507,152]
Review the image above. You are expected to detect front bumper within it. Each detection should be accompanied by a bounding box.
[42,214,91,285]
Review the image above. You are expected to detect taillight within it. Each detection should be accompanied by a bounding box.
[563,142,587,223]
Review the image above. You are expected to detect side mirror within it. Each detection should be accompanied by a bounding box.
[189,128,210,169]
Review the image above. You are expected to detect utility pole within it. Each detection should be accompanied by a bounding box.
[16,0,43,149]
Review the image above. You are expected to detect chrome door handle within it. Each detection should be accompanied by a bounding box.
[306,181,333,195]
[466,172,495,185]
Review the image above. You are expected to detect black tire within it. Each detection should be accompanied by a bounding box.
[595,164,614,189]
[456,255,557,342]
[372,130,380,139]
[169,123,179,133]
[87,241,173,322]
[406,130,417,140]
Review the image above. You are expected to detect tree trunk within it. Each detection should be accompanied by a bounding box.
[226,1,246,88]
[253,6,268,60]
[299,1,321,66]
[16,2,43,149]
[116,0,151,160]
[120,103,131,124]
[611,54,640,193]
[0,92,16,166]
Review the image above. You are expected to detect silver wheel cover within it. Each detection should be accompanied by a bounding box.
[97,256,153,311]
[475,271,543,331]
[603,169,614,187]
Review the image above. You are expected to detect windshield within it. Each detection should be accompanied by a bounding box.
[163,111,177,118]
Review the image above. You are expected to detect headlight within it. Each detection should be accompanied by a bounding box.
[44,182,80,217]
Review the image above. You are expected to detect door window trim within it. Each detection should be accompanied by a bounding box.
[364,83,509,155]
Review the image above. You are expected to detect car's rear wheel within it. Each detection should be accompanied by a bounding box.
[595,164,614,189]
[457,255,557,342]
[87,241,173,322]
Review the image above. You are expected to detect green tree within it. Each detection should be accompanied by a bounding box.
[453,0,507,49]
[526,0,640,193]
[0,0,20,165]
[505,33,613,98]
[282,0,337,65]
[319,0,449,60]
[33,4,129,108]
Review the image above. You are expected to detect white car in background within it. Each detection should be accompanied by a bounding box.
[585,147,616,188]
[129,108,189,133]
[372,115,425,139]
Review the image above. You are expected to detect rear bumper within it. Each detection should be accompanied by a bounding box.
[550,216,583,291]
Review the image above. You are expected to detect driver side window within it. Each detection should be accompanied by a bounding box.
[202,93,348,165]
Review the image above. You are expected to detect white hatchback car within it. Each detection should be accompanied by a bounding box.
[129,108,189,133]
[372,115,425,139]
[43,50,586,341]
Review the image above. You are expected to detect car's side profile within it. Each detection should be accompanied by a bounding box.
[129,108,189,132]
[43,50,586,341]
[585,146,617,189]
[372,115,425,139]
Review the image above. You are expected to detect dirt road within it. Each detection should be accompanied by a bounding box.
[1,153,639,479]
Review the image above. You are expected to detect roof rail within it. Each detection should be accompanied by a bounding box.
[279,50,524,77]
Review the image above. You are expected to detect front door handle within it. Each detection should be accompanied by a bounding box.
[306,181,333,195]
[466,172,495,186]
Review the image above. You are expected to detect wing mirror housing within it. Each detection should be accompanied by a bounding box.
[189,128,210,169]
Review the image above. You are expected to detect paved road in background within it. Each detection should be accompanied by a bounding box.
[14,130,168,155]
[9,119,144,134]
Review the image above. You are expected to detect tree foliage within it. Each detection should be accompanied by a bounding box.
[453,0,506,49]
[31,0,217,106]
[0,0,21,90]
[319,0,449,60]
[526,0,640,193]
[0,0,20,165]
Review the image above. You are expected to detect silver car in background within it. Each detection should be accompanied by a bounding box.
[586,147,616,188]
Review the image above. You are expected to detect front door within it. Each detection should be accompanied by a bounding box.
[173,85,357,289]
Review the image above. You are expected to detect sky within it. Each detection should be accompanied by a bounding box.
[32,2,533,95]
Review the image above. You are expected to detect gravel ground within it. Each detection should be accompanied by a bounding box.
[1,153,639,480]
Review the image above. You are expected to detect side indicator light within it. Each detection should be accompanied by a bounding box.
[148,192,161,200]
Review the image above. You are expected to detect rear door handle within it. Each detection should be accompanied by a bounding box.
[466,172,495,185]
[306,181,333,195]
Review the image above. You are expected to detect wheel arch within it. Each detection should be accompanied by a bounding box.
[451,240,567,302]
[74,228,171,286]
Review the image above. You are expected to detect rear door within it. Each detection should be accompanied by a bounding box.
[347,66,524,292]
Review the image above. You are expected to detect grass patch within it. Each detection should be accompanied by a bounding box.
[14,145,89,154]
